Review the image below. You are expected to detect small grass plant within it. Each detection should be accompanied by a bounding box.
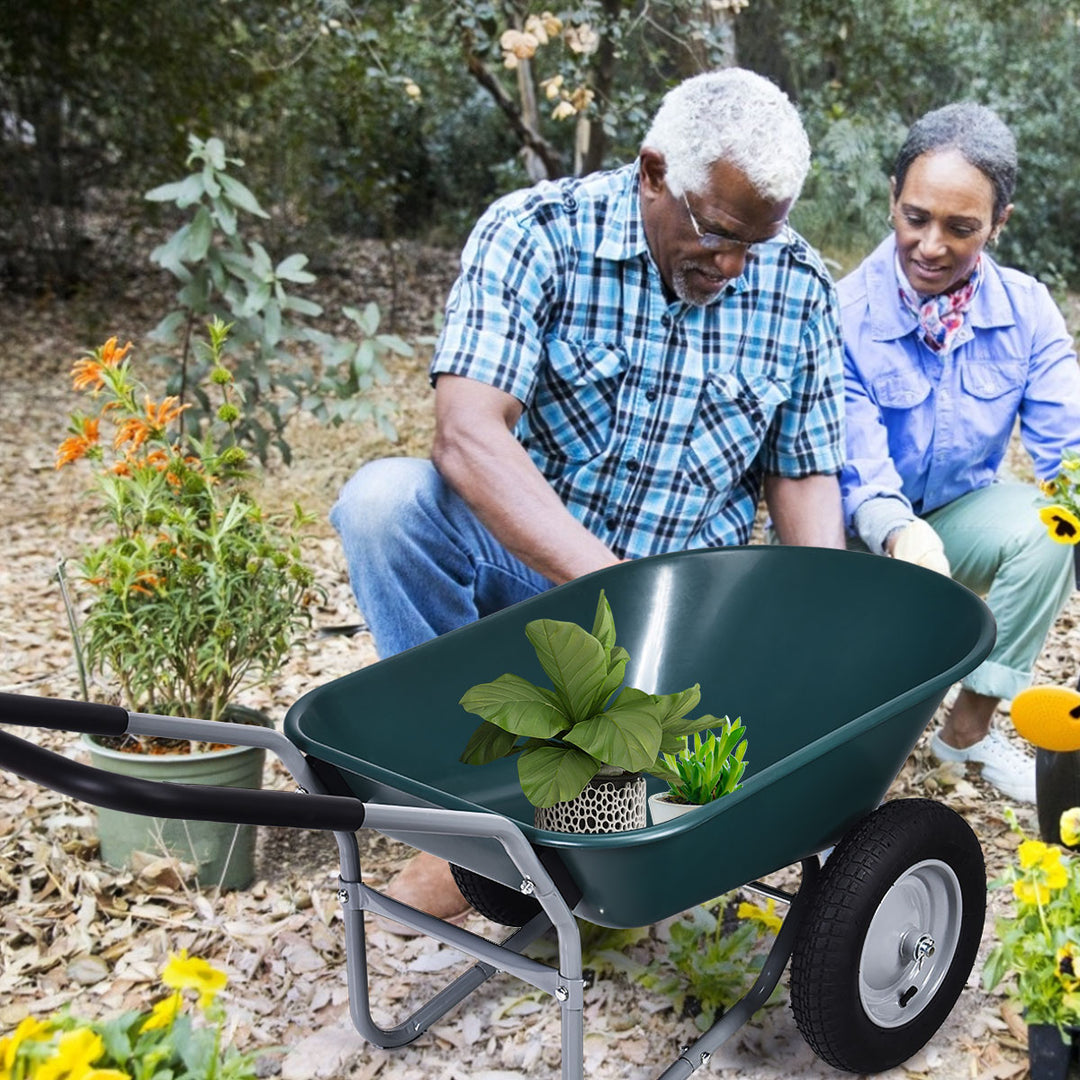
[660,720,748,807]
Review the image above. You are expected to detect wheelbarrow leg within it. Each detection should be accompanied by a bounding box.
[330,816,586,1079]
[654,857,820,1079]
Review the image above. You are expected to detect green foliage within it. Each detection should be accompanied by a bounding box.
[58,322,321,728]
[637,895,781,1031]
[660,721,748,806]
[781,0,1080,283]
[146,134,407,463]
[459,590,720,807]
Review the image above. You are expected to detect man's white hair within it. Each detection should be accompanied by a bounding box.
[641,68,811,204]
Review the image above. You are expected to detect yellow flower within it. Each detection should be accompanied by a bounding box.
[1058,943,1080,990]
[737,897,783,933]
[35,1027,103,1080]
[84,1072,131,1080]
[552,100,576,121]
[1039,505,1080,544]
[1040,479,1060,497]
[1019,839,1050,869]
[1062,807,1080,848]
[161,950,227,1009]
[140,991,182,1032]
[1013,878,1051,906]
[0,1016,52,1069]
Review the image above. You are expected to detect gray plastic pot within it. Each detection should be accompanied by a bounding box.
[82,705,268,890]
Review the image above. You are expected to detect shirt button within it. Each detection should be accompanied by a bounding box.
[626,459,640,473]
[605,518,618,531]
[645,388,658,402]
[661,314,672,328]
[562,193,577,212]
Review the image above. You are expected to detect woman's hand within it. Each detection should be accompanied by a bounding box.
[887,518,951,576]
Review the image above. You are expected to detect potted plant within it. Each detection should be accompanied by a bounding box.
[458,590,729,833]
[0,950,263,1079]
[55,319,319,888]
[648,720,748,825]
[983,807,1080,1080]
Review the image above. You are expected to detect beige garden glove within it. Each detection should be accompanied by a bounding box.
[888,518,951,577]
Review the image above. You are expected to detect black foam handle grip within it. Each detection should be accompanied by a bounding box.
[0,728,366,832]
[0,692,129,736]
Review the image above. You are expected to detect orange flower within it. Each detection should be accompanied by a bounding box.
[71,357,106,392]
[99,337,133,368]
[112,460,131,477]
[114,417,150,452]
[55,417,101,468]
[144,395,189,432]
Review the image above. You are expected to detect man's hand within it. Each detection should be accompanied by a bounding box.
[887,518,951,576]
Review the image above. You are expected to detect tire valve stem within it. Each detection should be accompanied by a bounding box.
[898,985,919,1008]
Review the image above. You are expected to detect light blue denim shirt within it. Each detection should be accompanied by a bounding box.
[839,234,1080,552]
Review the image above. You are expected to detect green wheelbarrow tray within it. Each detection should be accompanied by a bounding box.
[285,546,994,928]
[0,546,996,1079]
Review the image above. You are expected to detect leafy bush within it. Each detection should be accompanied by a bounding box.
[146,134,408,463]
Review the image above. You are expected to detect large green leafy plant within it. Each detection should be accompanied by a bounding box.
[459,591,721,808]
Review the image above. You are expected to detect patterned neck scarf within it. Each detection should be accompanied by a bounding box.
[896,254,983,354]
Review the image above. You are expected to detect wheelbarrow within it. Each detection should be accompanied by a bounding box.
[0,546,995,1078]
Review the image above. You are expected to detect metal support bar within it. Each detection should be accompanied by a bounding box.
[653,857,820,1079]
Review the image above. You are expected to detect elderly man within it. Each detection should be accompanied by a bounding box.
[331,68,846,920]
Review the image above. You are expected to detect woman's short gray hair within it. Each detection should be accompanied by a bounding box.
[894,103,1017,223]
[641,69,811,204]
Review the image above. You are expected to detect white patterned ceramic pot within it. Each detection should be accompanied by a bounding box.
[533,771,647,833]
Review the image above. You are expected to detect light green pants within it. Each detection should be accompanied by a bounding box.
[924,482,1072,700]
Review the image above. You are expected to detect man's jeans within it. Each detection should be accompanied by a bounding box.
[330,458,554,658]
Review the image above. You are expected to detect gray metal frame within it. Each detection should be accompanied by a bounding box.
[126,710,817,1080]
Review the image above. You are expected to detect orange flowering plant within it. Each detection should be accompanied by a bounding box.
[1037,450,1080,545]
[983,808,1080,1032]
[57,318,318,733]
[0,950,262,1080]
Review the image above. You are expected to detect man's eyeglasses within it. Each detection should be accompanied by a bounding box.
[681,193,790,255]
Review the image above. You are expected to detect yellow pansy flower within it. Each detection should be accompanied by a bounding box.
[0,1016,52,1070]
[1057,943,1080,991]
[140,991,182,1032]
[1013,878,1051,906]
[1061,807,1080,848]
[1019,839,1050,869]
[1039,505,1080,544]
[737,897,783,934]
[161,950,227,1009]
[35,1028,103,1080]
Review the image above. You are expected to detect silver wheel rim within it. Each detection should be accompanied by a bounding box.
[857,858,962,1028]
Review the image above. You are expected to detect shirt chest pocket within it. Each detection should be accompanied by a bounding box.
[529,338,628,463]
[871,369,932,411]
[959,361,1025,402]
[681,373,790,492]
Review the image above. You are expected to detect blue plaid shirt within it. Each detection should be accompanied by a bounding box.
[431,163,845,558]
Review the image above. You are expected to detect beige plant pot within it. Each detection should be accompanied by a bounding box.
[533,771,647,833]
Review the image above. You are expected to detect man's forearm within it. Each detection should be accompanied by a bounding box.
[433,415,620,585]
[764,473,846,548]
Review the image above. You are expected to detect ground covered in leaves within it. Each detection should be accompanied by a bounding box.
[2,244,1079,1080]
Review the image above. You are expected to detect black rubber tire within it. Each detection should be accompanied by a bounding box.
[789,798,985,1074]
[449,863,543,926]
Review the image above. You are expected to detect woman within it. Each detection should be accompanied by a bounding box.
[840,102,1080,804]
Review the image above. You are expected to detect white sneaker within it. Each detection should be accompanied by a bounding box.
[929,728,1036,804]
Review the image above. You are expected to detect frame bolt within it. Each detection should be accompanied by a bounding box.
[519,876,536,895]
[337,888,350,904]
[554,985,570,1001]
